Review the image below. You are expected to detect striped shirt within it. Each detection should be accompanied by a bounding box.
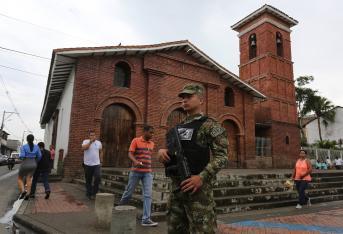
[129,136,154,173]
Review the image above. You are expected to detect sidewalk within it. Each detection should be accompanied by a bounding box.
[13,181,343,233]
[13,182,167,234]
[217,200,343,233]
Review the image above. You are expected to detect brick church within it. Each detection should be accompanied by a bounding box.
[40,5,300,178]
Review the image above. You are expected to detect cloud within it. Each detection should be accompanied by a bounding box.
[0,0,342,142]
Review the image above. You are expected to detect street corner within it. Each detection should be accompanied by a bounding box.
[218,207,343,234]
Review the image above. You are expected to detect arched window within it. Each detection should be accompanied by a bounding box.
[276,32,284,57]
[285,135,290,145]
[224,87,235,107]
[249,33,257,59]
[114,62,131,87]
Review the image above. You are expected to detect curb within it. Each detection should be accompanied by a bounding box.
[13,200,62,234]
[13,214,62,234]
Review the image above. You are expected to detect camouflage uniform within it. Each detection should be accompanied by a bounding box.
[167,84,228,234]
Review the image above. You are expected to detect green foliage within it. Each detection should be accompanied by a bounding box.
[314,140,338,149]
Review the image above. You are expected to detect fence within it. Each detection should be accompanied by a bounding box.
[302,147,343,161]
[256,137,271,156]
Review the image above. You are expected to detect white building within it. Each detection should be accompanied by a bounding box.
[304,106,343,145]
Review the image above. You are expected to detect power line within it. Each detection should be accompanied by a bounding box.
[0,64,47,78]
[0,12,97,44]
[0,46,50,60]
[0,74,32,132]
[0,45,123,78]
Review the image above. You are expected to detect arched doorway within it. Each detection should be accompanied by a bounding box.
[167,108,187,130]
[100,104,136,167]
[222,120,240,168]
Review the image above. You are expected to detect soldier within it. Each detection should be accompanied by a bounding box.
[158,83,228,234]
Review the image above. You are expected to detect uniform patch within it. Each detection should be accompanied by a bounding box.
[178,128,194,141]
[210,126,224,137]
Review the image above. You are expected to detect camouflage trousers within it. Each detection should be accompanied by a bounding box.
[167,178,217,234]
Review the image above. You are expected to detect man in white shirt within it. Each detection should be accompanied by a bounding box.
[334,157,342,170]
[82,130,103,199]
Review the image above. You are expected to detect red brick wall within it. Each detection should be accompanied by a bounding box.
[63,50,256,178]
[237,12,300,168]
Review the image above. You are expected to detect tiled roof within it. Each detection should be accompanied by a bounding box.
[231,4,298,31]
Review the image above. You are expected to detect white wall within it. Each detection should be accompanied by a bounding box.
[43,68,75,169]
[305,107,343,144]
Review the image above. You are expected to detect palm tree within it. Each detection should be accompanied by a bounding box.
[304,95,336,141]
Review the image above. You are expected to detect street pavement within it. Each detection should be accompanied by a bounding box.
[11,180,343,234]
[0,165,19,234]
[218,200,343,233]
[0,166,341,233]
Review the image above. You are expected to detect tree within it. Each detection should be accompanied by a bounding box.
[295,76,317,142]
[304,95,336,141]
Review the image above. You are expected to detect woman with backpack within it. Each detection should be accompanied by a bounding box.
[18,134,41,200]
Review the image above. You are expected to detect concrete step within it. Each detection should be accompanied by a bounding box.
[101,173,171,190]
[213,181,343,197]
[100,178,170,201]
[214,187,343,207]
[215,194,343,214]
[72,178,168,212]
[101,168,168,180]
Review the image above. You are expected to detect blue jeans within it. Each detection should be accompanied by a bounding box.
[295,180,309,205]
[31,170,50,195]
[120,171,153,222]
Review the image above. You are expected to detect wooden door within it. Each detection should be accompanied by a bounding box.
[223,120,240,168]
[100,104,135,167]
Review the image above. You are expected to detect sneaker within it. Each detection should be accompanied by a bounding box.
[307,198,311,207]
[296,204,302,209]
[141,219,158,227]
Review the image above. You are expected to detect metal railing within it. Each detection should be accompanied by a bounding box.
[302,147,343,161]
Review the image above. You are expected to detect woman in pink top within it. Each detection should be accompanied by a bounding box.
[292,149,312,209]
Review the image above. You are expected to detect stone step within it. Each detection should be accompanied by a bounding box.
[100,172,343,190]
[100,178,170,201]
[213,181,343,197]
[214,187,343,207]
[98,178,343,203]
[101,168,343,179]
[215,194,343,214]
[101,173,171,190]
[214,175,343,188]
[73,178,168,212]
[101,168,168,180]
[73,178,343,219]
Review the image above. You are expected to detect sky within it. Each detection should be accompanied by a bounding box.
[0,0,342,142]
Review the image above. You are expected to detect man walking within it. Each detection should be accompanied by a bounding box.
[82,130,103,200]
[30,142,51,199]
[119,125,158,227]
[158,83,228,234]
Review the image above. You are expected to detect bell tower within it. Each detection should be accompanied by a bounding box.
[232,5,300,167]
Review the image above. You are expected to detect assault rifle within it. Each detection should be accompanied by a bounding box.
[165,127,192,192]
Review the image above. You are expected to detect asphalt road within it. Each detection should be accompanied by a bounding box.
[0,165,20,234]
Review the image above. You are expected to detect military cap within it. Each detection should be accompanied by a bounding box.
[178,83,204,98]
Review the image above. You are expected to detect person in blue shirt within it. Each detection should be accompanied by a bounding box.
[18,134,41,200]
